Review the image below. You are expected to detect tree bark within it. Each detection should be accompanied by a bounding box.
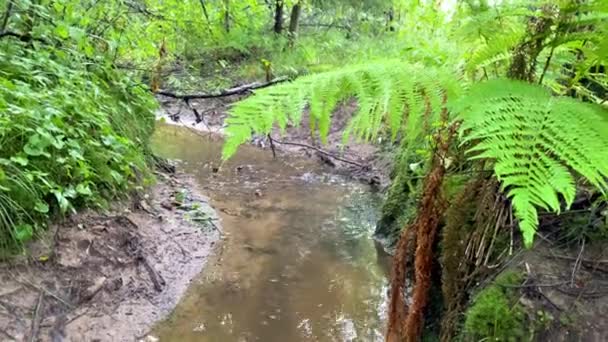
[223,0,230,33]
[198,0,213,36]
[288,2,301,36]
[273,0,284,34]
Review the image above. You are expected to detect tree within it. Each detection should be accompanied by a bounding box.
[288,1,302,39]
[274,0,284,33]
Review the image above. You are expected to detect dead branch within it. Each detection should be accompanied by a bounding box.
[0,30,49,43]
[499,280,570,288]
[0,328,16,341]
[270,137,368,168]
[29,292,44,342]
[155,76,290,100]
[16,278,73,309]
[571,239,585,287]
[138,254,166,292]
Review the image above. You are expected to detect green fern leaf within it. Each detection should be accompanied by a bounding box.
[222,60,462,160]
[453,79,608,246]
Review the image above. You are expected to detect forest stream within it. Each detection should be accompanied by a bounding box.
[150,124,391,341]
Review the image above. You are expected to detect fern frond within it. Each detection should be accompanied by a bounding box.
[453,79,608,246]
[222,60,462,159]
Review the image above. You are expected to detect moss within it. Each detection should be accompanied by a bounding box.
[374,143,431,250]
[462,271,529,342]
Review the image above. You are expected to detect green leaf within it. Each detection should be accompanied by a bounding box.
[54,24,70,39]
[53,191,71,213]
[34,201,49,214]
[24,135,50,157]
[10,156,29,166]
[15,224,34,242]
[76,183,92,196]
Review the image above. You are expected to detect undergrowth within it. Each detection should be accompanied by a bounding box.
[462,271,528,341]
[0,41,156,255]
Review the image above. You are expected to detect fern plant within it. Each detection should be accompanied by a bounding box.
[453,79,608,245]
[222,61,608,246]
[222,60,463,158]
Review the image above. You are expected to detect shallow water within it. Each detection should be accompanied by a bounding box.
[151,124,390,341]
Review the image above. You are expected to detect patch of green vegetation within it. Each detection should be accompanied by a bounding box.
[0,3,156,254]
[462,271,528,342]
[374,146,427,249]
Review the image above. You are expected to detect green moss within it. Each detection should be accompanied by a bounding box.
[462,271,529,342]
[374,147,425,249]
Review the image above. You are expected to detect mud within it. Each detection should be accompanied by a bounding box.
[508,241,608,341]
[0,171,220,342]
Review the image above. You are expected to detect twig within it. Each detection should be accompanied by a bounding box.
[16,278,73,309]
[29,292,44,342]
[203,217,223,235]
[1,0,13,32]
[538,43,556,85]
[267,134,277,158]
[155,76,290,100]
[556,287,608,299]
[270,137,367,168]
[570,239,585,287]
[65,308,90,326]
[0,327,16,340]
[137,254,165,292]
[499,280,569,288]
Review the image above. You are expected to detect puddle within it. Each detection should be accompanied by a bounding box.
[151,124,390,341]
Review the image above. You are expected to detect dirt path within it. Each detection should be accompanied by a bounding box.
[0,170,220,342]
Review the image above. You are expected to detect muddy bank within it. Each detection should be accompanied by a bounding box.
[156,95,394,189]
[0,171,220,341]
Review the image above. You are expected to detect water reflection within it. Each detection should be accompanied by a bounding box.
[152,124,389,341]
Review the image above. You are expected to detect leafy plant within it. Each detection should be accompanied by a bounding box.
[222,60,608,246]
[0,1,156,253]
[462,271,528,341]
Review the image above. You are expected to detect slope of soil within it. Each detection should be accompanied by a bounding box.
[0,171,220,342]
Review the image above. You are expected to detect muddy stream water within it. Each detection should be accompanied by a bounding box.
[150,124,390,341]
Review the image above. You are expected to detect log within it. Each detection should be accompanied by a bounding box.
[155,76,290,100]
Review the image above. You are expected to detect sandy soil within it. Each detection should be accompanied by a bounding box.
[0,170,221,342]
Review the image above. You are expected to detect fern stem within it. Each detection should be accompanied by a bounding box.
[538,43,555,85]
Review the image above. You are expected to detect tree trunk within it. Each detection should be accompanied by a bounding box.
[273,0,284,34]
[223,0,230,33]
[288,2,301,37]
[198,0,214,36]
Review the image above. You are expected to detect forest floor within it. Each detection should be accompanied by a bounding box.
[0,170,221,342]
[156,94,394,189]
[512,240,608,341]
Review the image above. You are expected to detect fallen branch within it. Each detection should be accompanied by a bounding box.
[29,292,44,342]
[138,253,166,292]
[0,31,49,44]
[270,137,368,168]
[155,76,290,100]
[16,278,73,309]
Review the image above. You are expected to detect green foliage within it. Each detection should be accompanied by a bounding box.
[453,79,608,246]
[0,1,156,253]
[461,0,608,102]
[462,271,528,341]
[223,60,608,247]
[222,60,462,159]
